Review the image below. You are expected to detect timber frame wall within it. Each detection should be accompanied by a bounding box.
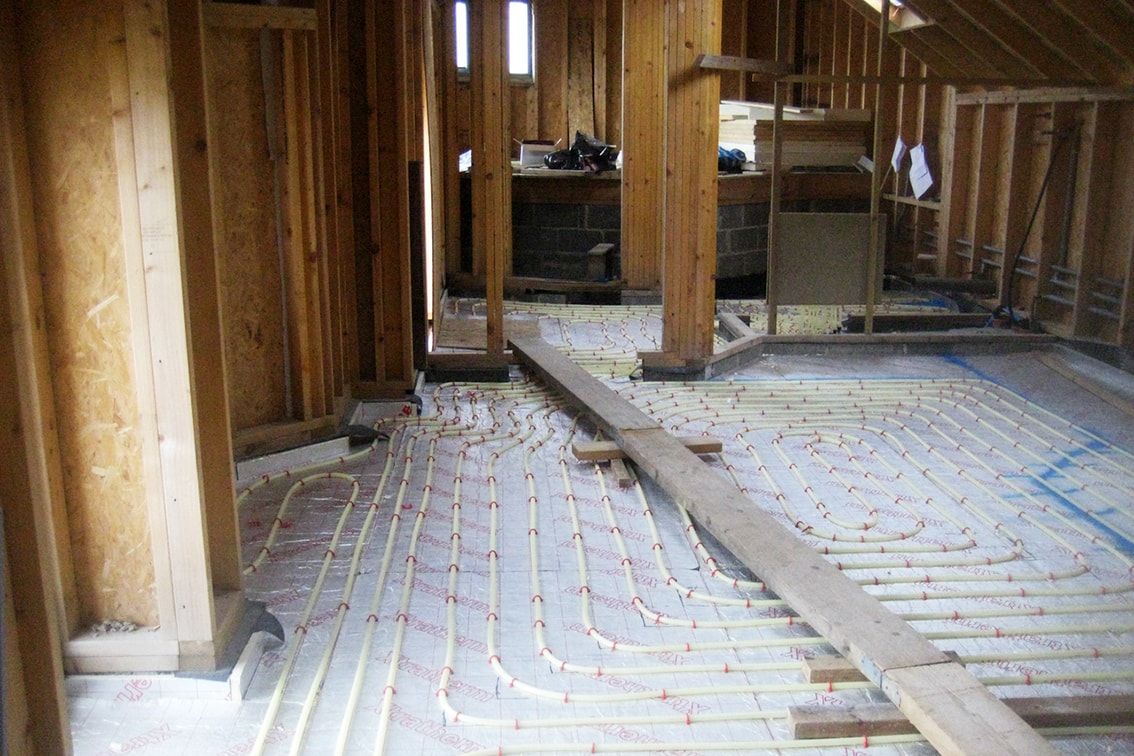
[3,0,1134,753]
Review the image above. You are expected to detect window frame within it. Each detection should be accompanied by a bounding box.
[454,0,535,86]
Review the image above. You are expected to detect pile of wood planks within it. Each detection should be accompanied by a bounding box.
[718,100,871,169]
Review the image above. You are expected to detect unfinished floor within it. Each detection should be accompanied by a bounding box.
[68,302,1134,755]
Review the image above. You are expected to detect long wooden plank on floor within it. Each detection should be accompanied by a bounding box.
[789,694,1134,739]
[572,436,722,461]
[509,336,1057,756]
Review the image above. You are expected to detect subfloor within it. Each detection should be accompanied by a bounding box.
[69,302,1134,754]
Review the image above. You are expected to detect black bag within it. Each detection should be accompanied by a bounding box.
[544,131,619,173]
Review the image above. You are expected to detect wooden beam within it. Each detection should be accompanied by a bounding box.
[167,0,244,596]
[201,2,317,31]
[662,0,720,363]
[509,336,1057,756]
[123,0,220,666]
[993,0,1122,83]
[789,695,1134,739]
[695,53,792,75]
[899,0,1041,80]
[572,436,723,460]
[956,86,1134,106]
[469,0,511,355]
[1047,0,1134,72]
[949,0,1085,81]
[0,1,71,746]
[620,0,666,290]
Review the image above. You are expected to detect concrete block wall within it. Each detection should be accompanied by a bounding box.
[512,202,622,279]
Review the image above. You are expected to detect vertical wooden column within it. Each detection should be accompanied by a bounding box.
[620,0,666,291]
[367,0,415,386]
[662,0,721,362]
[166,0,243,598]
[864,0,889,334]
[469,0,511,356]
[438,1,463,287]
[766,0,791,336]
[0,1,71,747]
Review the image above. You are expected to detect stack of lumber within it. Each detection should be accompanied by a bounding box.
[719,100,871,169]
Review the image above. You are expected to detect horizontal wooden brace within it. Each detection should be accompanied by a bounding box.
[789,695,1134,739]
[202,3,317,31]
[696,53,792,75]
[572,435,723,461]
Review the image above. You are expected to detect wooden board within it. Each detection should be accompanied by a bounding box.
[0,3,71,744]
[22,0,156,628]
[775,213,884,305]
[435,316,540,350]
[204,27,288,430]
[509,336,1057,756]
[572,436,723,461]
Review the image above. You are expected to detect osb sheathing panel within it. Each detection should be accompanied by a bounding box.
[18,2,155,626]
[205,27,288,430]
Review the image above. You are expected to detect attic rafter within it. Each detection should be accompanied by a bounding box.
[934,0,1082,81]
[1047,0,1134,74]
[992,0,1125,84]
[898,0,1040,79]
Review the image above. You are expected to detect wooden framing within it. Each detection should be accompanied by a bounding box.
[789,695,1134,739]
[619,0,666,291]
[468,0,511,357]
[0,1,71,747]
[662,0,720,362]
[511,335,1056,756]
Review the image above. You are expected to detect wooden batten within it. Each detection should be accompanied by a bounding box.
[619,0,666,291]
[662,0,720,361]
[121,0,223,662]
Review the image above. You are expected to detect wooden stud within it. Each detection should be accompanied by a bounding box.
[592,0,607,141]
[123,0,218,658]
[0,1,71,747]
[1114,105,1134,351]
[620,0,666,291]
[864,0,891,335]
[470,0,511,356]
[167,0,244,598]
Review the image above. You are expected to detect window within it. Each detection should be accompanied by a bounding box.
[455,1,534,82]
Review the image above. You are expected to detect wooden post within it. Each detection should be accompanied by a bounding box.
[766,0,791,336]
[166,0,244,597]
[620,0,665,292]
[121,0,226,667]
[864,0,889,335]
[663,0,720,362]
[470,0,511,356]
[0,1,71,747]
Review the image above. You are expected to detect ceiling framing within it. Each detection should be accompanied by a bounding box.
[853,0,1134,86]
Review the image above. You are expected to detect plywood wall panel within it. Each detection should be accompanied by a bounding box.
[204,28,288,431]
[19,1,155,627]
[537,0,569,142]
